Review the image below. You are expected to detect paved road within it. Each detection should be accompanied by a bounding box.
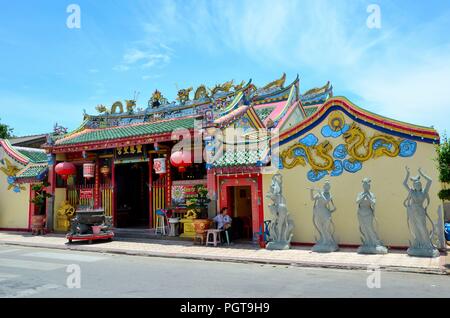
[0,245,448,298]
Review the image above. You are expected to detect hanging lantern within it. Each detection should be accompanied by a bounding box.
[153,158,166,174]
[55,162,76,180]
[83,163,95,179]
[170,150,192,173]
[100,165,110,177]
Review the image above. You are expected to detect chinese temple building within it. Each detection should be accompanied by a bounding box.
[1,73,442,248]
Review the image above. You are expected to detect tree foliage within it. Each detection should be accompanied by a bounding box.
[437,137,450,183]
[437,135,450,201]
[0,118,14,139]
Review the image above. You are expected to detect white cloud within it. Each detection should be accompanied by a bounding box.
[112,64,130,72]
[127,0,450,133]
[89,69,99,73]
[142,74,161,81]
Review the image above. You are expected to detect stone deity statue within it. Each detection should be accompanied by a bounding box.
[265,174,294,250]
[309,180,339,252]
[403,167,439,257]
[356,178,388,254]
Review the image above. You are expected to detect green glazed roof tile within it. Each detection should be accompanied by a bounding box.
[16,163,48,180]
[212,148,268,167]
[16,148,48,163]
[55,117,196,146]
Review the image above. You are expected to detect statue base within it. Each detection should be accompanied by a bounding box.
[357,245,388,254]
[312,243,339,253]
[407,247,440,258]
[266,241,291,250]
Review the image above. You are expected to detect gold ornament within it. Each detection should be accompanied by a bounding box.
[280,140,334,171]
[343,123,401,162]
[328,111,345,131]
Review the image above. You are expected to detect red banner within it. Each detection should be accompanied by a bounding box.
[79,189,93,200]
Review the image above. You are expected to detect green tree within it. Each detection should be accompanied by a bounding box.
[437,135,450,201]
[0,118,14,139]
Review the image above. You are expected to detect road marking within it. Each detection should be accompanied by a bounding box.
[0,258,67,271]
[5,284,60,298]
[0,249,20,254]
[0,272,20,282]
[22,252,107,263]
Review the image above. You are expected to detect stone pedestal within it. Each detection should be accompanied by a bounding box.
[180,218,196,238]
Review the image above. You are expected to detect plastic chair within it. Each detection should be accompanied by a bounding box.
[155,209,168,235]
[206,229,221,247]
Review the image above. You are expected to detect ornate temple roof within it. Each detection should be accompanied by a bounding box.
[48,74,295,149]
[54,117,196,147]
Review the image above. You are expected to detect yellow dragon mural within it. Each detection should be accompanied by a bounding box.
[280,140,334,171]
[0,158,26,191]
[343,123,400,162]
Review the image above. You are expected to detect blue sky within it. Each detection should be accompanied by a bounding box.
[0,0,449,136]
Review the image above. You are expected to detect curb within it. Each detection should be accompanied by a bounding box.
[0,240,447,276]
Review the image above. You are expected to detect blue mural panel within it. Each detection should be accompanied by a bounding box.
[294,148,306,157]
[330,160,344,177]
[372,140,393,151]
[299,134,318,147]
[333,144,347,159]
[7,176,15,185]
[321,124,350,138]
[307,170,328,182]
[399,140,417,157]
[343,159,362,173]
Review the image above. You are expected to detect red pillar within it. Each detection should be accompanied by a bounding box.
[112,161,117,227]
[148,156,153,228]
[94,160,100,209]
[166,157,172,207]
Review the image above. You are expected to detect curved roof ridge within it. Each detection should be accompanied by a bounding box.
[0,139,30,165]
[278,96,439,145]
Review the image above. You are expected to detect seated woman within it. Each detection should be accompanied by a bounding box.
[213,207,232,244]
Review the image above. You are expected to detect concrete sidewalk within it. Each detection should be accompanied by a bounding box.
[0,231,447,275]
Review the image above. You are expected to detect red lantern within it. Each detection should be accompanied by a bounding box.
[83,163,95,179]
[170,150,192,173]
[55,162,76,180]
[100,165,110,177]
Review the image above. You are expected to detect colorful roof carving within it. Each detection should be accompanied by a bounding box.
[300,81,333,106]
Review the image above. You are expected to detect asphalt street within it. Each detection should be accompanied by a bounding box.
[0,245,448,298]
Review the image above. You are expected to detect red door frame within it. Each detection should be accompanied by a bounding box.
[217,173,263,238]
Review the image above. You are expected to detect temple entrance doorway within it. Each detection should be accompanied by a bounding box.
[115,162,149,228]
[227,186,253,240]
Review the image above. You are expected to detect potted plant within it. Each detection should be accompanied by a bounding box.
[30,181,52,234]
[192,185,212,235]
